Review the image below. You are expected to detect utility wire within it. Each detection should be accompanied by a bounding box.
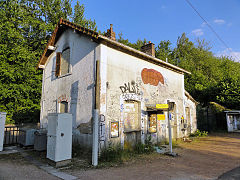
[185,0,239,61]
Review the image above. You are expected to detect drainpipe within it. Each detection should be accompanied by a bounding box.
[92,56,100,166]
[167,100,172,153]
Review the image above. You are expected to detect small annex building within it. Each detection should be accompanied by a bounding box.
[225,110,240,132]
[37,19,197,149]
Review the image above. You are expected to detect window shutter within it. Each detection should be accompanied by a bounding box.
[55,52,61,77]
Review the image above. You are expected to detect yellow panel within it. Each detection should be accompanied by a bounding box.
[157,114,165,120]
[156,104,169,109]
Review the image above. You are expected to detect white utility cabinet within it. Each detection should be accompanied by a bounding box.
[47,113,72,162]
[0,112,6,151]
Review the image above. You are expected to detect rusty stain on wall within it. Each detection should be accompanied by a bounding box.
[141,68,164,86]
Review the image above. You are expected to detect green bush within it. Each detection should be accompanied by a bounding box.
[190,129,208,137]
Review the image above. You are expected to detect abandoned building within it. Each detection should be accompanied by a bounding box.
[37,18,197,149]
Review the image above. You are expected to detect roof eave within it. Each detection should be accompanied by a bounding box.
[36,18,99,69]
[37,18,191,75]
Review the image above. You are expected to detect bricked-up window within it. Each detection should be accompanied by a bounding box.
[124,101,141,132]
[55,47,70,77]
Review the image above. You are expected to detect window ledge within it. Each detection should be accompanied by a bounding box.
[57,72,72,79]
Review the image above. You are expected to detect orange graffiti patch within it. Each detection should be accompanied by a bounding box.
[141,68,164,86]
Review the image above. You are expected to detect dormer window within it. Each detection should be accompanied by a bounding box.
[55,47,70,77]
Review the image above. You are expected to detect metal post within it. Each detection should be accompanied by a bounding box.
[92,109,99,166]
[167,101,172,153]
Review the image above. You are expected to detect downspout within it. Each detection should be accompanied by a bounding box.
[92,47,100,166]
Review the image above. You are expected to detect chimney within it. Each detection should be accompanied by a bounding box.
[105,24,116,41]
[141,41,155,57]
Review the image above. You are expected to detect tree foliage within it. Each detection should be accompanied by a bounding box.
[118,33,240,110]
[0,0,97,124]
[155,33,240,109]
[1,0,239,125]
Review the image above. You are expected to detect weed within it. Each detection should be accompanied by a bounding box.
[160,139,179,148]
[100,136,155,163]
[99,144,131,163]
[190,129,208,137]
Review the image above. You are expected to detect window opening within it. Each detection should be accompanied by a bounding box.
[60,101,68,113]
[61,47,70,75]
[55,47,70,77]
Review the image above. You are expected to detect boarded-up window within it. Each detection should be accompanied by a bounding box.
[55,52,61,77]
[60,101,68,113]
[55,48,70,77]
[61,48,70,75]
[124,101,140,132]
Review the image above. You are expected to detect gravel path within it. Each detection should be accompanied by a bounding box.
[0,133,239,180]
[0,153,60,180]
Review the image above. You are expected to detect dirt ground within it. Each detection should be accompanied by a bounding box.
[0,133,239,180]
[0,153,59,180]
[65,133,240,180]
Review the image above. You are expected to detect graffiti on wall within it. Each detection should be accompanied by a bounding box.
[141,68,164,86]
[111,121,119,138]
[122,93,143,101]
[119,81,140,95]
[107,94,120,121]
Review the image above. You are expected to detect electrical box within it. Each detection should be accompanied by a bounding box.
[0,112,6,151]
[18,128,36,146]
[34,130,47,151]
[47,113,72,162]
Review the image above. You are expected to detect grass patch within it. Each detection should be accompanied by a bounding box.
[99,136,156,166]
[157,138,180,148]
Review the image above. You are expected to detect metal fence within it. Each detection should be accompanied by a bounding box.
[4,126,19,146]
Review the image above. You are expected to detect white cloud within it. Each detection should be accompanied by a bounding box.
[191,29,204,36]
[216,48,240,62]
[213,19,225,25]
[201,22,207,27]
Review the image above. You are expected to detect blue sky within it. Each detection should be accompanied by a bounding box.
[72,0,240,62]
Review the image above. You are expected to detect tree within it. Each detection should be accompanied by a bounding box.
[117,33,147,50]
[155,40,173,62]
[0,0,97,124]
[73,1,97,31]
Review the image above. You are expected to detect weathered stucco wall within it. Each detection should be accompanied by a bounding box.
[184,94,197,135]
[40,29,100,147]
[98,44,193,148]
[40,31,197,148]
